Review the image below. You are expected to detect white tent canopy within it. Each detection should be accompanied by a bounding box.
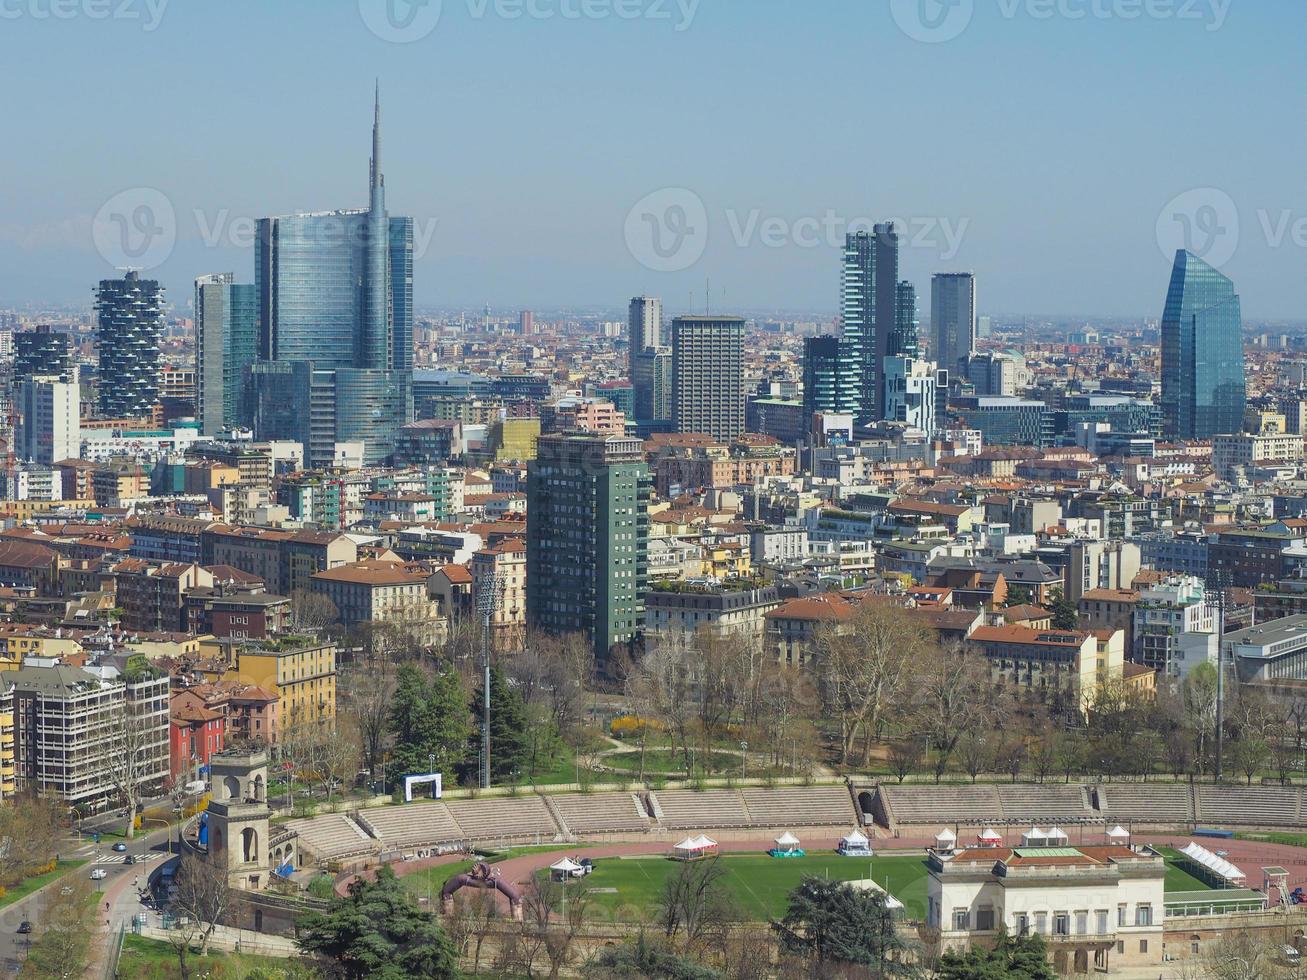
[936,828,957,842]
[675,835,718,851]
[550,858,583,873]
[775,832,801,847]
[1180,842,1247,886]
[1107,825,1130,840]
[979,828,1002,841]
[1047,827,1069,842]
[841,829,869,846]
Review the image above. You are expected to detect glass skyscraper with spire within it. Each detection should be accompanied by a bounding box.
[1160,250,1245,441]
[251,87,413,466]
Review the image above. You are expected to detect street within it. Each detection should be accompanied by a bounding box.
[0,826,175,977]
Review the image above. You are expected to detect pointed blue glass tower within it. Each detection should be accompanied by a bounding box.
[1160,250,1245,440]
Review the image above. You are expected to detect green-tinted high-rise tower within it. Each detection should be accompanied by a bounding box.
[1160,250,1245,440]
[526,433,651,668]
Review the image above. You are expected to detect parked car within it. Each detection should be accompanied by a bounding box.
[90,869,107,880]
[579,858,595,874]
[16,921,31,934]
[112,842,127,853]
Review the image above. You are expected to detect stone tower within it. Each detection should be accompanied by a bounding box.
[204,748,272,890]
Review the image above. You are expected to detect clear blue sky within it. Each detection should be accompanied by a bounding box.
[0,0,1302,319]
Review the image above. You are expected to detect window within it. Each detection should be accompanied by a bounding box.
[1136,905,1152,927]
[1117,942,1124,955]
[1054,913,1070,936]
[977,907,995,931]
[952,909,969,931]
[1117,904,1127,927]
[1075,911,1088,935]
[1096,910,1109,935]
[1140,940,1149,954]
[1034,912,1047,935]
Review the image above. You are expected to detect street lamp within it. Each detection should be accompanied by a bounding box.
[740,741,748,782]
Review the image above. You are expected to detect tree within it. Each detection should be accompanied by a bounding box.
[290,589,340,633]
[521,874,590,980]
[937,931,1055,979]
[167,852,233,978]
[658,857,736,947]
[1047,588,1078,631]
[104,698,162,839]
[0,796,63,888]
[888,737,924,784]
[915,644,994,782]
[584,932,723,979]
[387,663,471,788]
[469,664,530,783]
[20,877,96,979]
[772,876,911,973]
[813,601,928,766]
[298,865,460,979]
[958,729,990,783]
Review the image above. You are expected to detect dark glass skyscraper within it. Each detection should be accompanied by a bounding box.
[671,315,745,440]
[14,325,74,383]
[1160,250,1245,440]
[251,88,413,464]
[95,270,163,418]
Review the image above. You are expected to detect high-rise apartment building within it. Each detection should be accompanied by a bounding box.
[629,296,668,425]
[196,273,257,436]
[802,336,846,416]
[95,270,163,418]
[883,356,940,434]
[526,433,651,666]
[628,296,662,369]
[17,377,80,465]
[1160,250,1245,441]
[931,272,977,377]
[251,89,413,464]
[13,326,74,383]
[671,315,745,440]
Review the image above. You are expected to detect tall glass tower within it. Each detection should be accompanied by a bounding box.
[1160,250,1245,440]
[252,87,413,465]
[195,273,257,435]
[95,270,163,418]
[830,224,903,423]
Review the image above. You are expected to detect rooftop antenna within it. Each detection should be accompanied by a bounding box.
[706,278,710,315]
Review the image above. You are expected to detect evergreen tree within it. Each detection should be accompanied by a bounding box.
[937,931,1056,979]
[1048,588,1079,631]
[772,876,911,971]
[387,664,470,786]
[470,664,531,781]
[298,865,460,979]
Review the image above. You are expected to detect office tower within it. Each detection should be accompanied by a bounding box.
[628,296,662,370]
[16,377,80,464]
[883,356,938,434]
[977,315,993,339]
[803,336,846,415]
[247,360,340,469]
[671,315,745,440]
[519,310,534,336]
[13,326,74,383]
[252,88,413,464]
[95,270,163,418]
[931,272,977,377]
[893,281,920,359]
[195,274,257,436]
[838,225,902,422]
[632,348,672,424]
[526,433,651,666]
[1160,250,1245,441]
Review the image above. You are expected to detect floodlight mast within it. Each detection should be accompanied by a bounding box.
[477,575,504,789]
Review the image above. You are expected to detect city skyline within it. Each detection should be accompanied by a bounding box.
[2,3,1306,319]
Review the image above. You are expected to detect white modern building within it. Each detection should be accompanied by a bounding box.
[17,376,80,465]
[1132,576,1216,678]
[883,356,939,435]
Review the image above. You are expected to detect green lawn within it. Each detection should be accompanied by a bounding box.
[399,845,603,903]
[1155,847,1220,892]
[549,852,931,922]
[118,934,301,979]
[1237,831,1307,850]
[0,860,87,911]
[603,749,744,776]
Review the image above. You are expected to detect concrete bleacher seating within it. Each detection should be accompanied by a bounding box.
[445,796,560,841]
[995,784,1091,821]
[1196,785,1303,826]
[740,786,857,827]
[875,784,1005,825]
[356,801,464,849]
[548,793,651,834]
[1096,783,1194,823]
[651,790,751,829]
[285,814,379,860]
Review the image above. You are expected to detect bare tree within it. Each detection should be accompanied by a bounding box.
[522,874,590,979]
[168,851,232,977]
[630,634,699,777]
[914,643,994,783]
[813,601,927,765]
[103,705,162,840]
[658,857,735,948]
[289,588,340,633]
[340,659,397,782]
[0,797,63,888]
[888,737,924,784]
